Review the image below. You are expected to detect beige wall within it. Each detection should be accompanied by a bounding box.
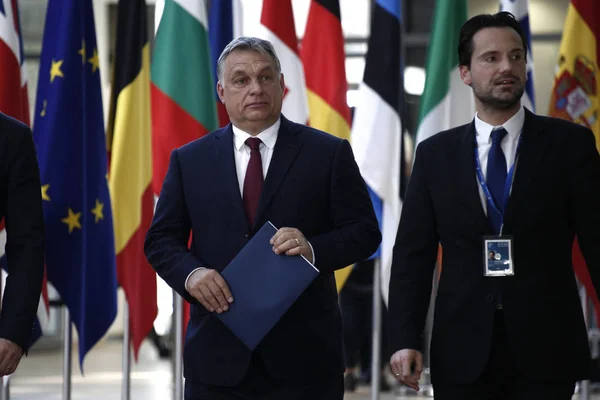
[468,0,569,116]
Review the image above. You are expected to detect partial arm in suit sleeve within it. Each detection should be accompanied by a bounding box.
[388,143,439,353]
[569,127,600,299]
[144,149,204,304]
[307,139,381,273]
[0,126,45,350]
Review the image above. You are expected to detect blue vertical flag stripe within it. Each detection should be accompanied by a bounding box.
[376,0,401,21]
[209,0,233,85]
[32,0,118,370]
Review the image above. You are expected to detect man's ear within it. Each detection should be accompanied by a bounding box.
[217,81,225,104]
[459,65,472,87]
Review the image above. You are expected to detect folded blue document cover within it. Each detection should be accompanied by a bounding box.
[216,221,319,350]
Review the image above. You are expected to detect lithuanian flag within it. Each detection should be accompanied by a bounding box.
[301,0,353,290]
[548,0,599,324]
[107,0,157,359]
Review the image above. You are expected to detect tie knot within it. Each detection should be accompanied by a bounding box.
[491,127,508,144]
[245,137,262,151]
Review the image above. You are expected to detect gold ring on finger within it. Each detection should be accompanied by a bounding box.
[295,238,300,246]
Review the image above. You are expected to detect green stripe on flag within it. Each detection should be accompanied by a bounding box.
[417,0,468,124]
[151,0,218,132]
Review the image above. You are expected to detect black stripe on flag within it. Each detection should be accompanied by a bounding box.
[363,3,402,113]
[314,0,341,20]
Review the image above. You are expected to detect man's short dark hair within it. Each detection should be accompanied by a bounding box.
[458,11,528,67]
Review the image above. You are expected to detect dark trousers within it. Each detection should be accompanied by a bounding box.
[434,311,575,400]
[185,353,344,400]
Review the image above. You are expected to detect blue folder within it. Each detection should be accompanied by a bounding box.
[216,221,319,350]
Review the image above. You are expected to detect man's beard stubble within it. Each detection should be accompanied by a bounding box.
[473,83,525,110]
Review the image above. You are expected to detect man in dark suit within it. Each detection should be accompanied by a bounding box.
[0,114,45,376]
[388,12,600,399]
[145,37,381,400]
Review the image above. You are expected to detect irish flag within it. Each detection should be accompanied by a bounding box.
[414,0,474,147]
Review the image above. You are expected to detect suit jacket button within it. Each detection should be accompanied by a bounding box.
[486,294,494,303]
[244,233,249,238]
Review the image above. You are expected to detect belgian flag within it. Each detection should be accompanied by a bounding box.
[107,0,157,360]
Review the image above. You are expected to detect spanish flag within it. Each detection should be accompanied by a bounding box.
[107,0,157,360]
[548,0,599,323]
[300,0,353,290]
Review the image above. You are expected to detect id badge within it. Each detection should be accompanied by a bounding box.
[483,236,514,277]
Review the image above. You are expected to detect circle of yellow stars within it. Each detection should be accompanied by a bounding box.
[41,184,105,234]
[44,40,100,117]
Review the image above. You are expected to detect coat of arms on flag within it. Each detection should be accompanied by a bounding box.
[550,54,598,129]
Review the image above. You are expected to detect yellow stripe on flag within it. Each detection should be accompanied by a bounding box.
[307,89,351,139]
[109,44,153,253]
[306,89,354,291]
[548,4,599,147]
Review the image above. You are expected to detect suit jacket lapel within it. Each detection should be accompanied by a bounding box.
[456,122,489,232]
[253,116,304,229]
[214,125,248,227]
[503,109,549,227]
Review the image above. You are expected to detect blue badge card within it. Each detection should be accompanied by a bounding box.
[484,237,514,276]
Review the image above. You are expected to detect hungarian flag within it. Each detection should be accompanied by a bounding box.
[414,0,474,146]
[257,0,309,124]
[107,0,157,360]
[548,0,600,324]
[301,0,353,290]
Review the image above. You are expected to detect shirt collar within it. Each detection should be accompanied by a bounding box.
[232,117,280,151]
[474,105,525,143]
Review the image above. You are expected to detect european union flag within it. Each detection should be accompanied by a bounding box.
[32,0,117,370]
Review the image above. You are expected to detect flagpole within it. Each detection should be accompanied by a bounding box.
[1,376,8,400]
[579,285,590,400]
[174,292,183,400]
[370,259,382,400]
[0,278,7,400]
[121,301,131,400]
[62,307,72,400]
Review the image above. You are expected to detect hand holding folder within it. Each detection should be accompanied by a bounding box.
[216,221,319,350]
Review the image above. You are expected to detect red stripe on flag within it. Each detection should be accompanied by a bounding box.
[216,102,230,128]
[573,238,600,325]
[151,83,211,195]
[301,0,351,125]
[116,185,157,360]
[260,0,299,56]
[0,39,27,124]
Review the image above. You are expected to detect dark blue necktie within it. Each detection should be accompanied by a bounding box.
[486,127,508,234]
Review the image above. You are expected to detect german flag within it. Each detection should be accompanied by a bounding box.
[548,0,599,324]
[301,0,353,290]
[107,0,157,360]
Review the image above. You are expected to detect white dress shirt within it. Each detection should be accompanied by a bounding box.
[185,117,315,292]
[474,106,525,215]
[232,118,280,194]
